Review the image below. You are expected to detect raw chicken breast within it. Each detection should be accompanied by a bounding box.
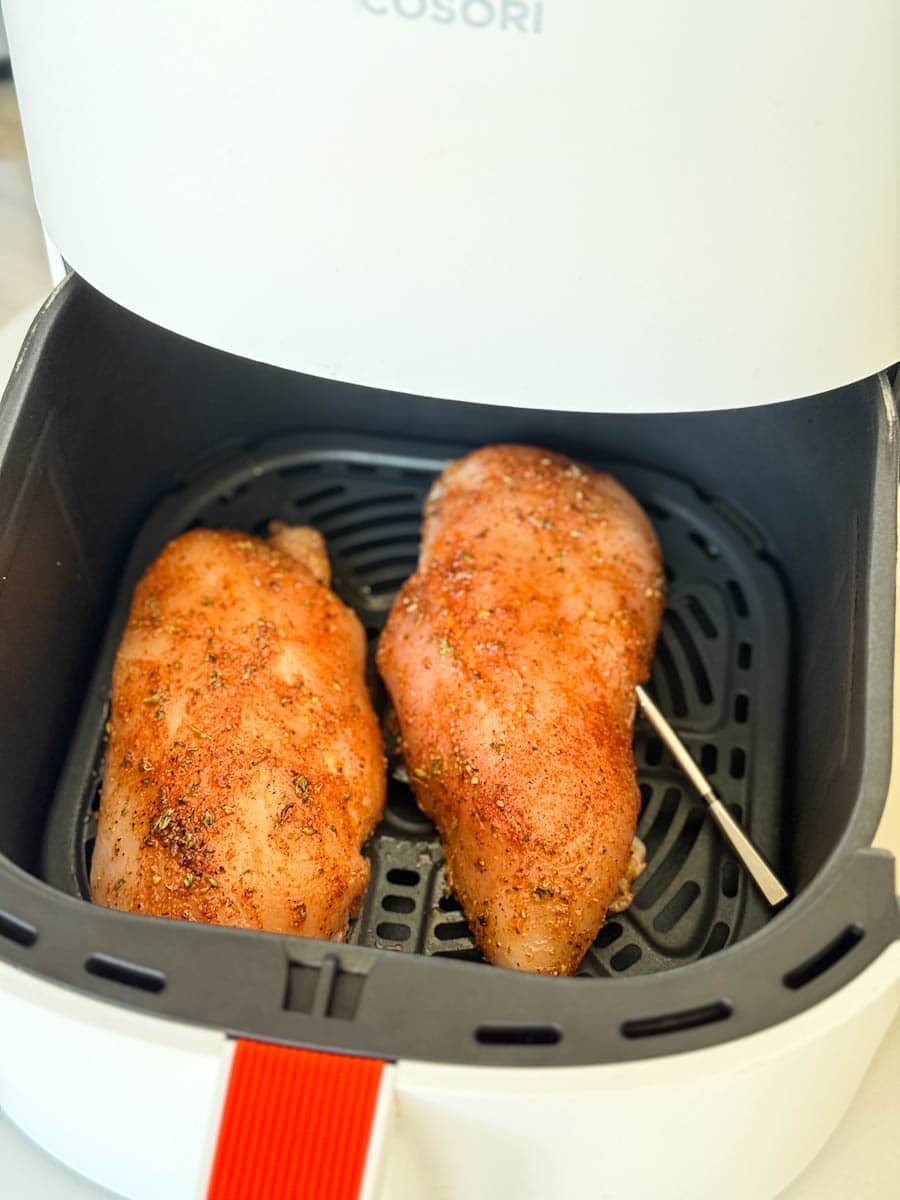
[91,523,385,939]
[377,446,664,975]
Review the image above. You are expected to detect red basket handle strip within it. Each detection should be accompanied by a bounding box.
[206,1039,390,1200]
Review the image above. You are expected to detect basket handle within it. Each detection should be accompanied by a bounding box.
[206,1039,393,1200]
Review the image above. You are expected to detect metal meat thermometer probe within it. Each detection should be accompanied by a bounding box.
[636,685,789,907]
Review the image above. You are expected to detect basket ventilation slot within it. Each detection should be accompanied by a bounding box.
[0,910,37,948]
[621,1001,732,1040]
[476,1025,561,1046]
[85,953,165,993]
[783,925,865,990]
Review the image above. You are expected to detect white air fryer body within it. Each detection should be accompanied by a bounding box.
[2,948,898,1200]
[1,3,899,1200]
[4,0,900,412]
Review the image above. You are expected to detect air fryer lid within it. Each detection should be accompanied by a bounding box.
[5,1,900,413]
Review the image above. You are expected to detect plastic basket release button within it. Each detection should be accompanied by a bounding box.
[207,1040,387,1200]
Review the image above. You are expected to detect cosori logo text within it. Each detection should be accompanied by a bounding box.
[358,0,545,34]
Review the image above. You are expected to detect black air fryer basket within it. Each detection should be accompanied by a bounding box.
[0,277,896,1066]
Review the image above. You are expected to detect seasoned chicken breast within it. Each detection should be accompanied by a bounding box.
[91,524,386,939]
[377,446,664,975]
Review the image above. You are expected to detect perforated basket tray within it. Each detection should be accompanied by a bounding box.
[44,434,789,975]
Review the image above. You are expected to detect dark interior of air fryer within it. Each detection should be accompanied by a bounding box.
[46,441,786,976]
[0,278,895,1064]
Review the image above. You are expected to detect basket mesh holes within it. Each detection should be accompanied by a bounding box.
[277,462,325,479]
[291,485,345,510]
[316,492,420,528]
[594,921,623,949]
[686,595,718,639]
[641,787,681,862]
[354,552,420,575]
[734,693,750,723]
[386,868,419,887]
[343,532,420,557]
[384,786,433,833]
[700,744,717,775]
[653,637,688,717]
[634,808,705,910]
[367,572,419,598]
[645,737,663,767]
[667,610,713,704]
[730,747,746,779]
[434,920,471,942]
[638,498,670,521]
[728,580,749,618]
[376,922,411,943]
[701,921,731,957]
[216,483,250,505]
[610,944,642,971]
[382,895,415,914]
[438,895,462,913]
[738,641,753,670]
[721,858,740,899]
[653,881,701,933]
[324,512,418,545]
